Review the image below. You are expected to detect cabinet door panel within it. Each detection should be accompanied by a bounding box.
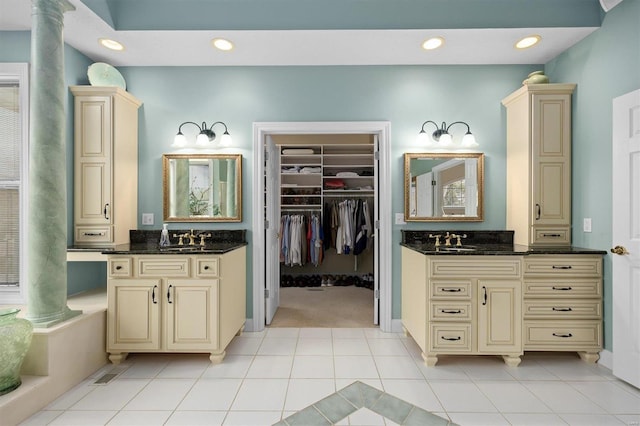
[478,280,522,353]
[166,279,219,351]
[108,279,160,351]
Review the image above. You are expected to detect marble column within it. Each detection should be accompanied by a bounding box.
[26,0,80,327]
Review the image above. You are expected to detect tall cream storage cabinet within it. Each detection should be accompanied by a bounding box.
[70,86,142,247]
[106,247,247,364]
[502,84,576,247]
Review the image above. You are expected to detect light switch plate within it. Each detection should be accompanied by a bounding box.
[395,213,406,225]
[142,213,154,225]
[583,218,592,233]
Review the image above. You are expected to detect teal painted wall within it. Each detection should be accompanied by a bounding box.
[545,0,640,350]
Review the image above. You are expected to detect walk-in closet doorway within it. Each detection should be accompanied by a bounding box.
[251,122,392,333]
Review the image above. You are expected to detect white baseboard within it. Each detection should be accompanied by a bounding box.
[598,349,613,369]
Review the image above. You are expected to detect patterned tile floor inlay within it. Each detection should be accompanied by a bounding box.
[275,380,456,426]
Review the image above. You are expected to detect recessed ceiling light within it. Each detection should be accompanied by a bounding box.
[515,35,541,50]
[211,38,234,51]
[99,38,124,51]
[422,37,445,50]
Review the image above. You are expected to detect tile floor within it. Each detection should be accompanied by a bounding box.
[19,327,640,426]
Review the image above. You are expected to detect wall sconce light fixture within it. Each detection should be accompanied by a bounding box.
[417,120,478,149]
[173,121,232,148]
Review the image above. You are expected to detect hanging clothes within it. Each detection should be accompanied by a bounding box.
[280,213,323,267]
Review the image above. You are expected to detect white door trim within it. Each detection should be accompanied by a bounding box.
[251,121,392,332]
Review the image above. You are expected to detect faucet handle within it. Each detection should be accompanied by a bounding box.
[451,233,467,246]
[198,233,212,246]
[173,233,185,246]
[429,233,442,247]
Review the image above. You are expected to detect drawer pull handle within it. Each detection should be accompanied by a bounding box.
[482,286,487,305]
[167,285,173,304]
[552,307,573,312]
[152,285,158,304]
[115,265,122,270]
[441,288,462,293]
[552,333,573,338]
[83,232,105,236]
[103,203,110,220]
[536,203,541,220]
[552,286,572,291]
[552,265,572,270]
[441,309,462,314]
[543,233,562,238]
[441,336,461,341]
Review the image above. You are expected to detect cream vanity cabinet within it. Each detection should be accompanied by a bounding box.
[71,86,141,246]
[502,84,576,247]
[523,255,603,362]
[106,247,246,364]
[402,247,523,367]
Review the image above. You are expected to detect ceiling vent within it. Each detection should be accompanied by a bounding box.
[600,0,624,11]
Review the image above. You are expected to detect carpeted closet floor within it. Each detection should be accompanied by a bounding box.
[269,286,376,328]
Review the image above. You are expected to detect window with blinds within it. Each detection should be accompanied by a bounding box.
[0,82,20,287]
[0,63,28,305]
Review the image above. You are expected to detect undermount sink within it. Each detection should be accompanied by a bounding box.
[439,246,477,252]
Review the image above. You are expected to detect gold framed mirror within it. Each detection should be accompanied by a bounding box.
[163,154,242,222]
[404,152,484,222]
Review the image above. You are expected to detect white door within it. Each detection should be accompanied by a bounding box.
[265,136,281,324]
[612,88,640,388]
[416,172,433,217]
[373,134,380,324]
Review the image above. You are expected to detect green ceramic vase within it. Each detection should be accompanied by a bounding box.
[0,308,33,395]
[523,70,550,85]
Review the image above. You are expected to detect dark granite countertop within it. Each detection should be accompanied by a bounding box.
[400,230,607,256]
[105,242,247,255]
[68,229,247,255]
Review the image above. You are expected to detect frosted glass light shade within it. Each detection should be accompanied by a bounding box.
[173,133,187,148]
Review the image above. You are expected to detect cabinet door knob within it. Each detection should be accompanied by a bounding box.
[204,265,210,270]
[115,265,122,270]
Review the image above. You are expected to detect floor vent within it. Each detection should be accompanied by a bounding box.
[93,373,118,385]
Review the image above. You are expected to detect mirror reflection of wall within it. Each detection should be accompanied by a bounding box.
[163,154,242,222]
[404,153,484,222]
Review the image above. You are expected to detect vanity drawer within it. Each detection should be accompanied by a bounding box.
[75,226,112,244]
[138,257,190,277]
[429,280,472,300]
[524,279,601,298]
[430,302,472,321]
[108,258,132,277]
[523,320,602,348]
[523,300,601,319]
[523,256,602,277]
[429,324,472,352]
[430,258,521,278]
[195,257,220,277]
[531,228,570,246]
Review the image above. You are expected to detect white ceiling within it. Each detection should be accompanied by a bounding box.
[0,0,601,67]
